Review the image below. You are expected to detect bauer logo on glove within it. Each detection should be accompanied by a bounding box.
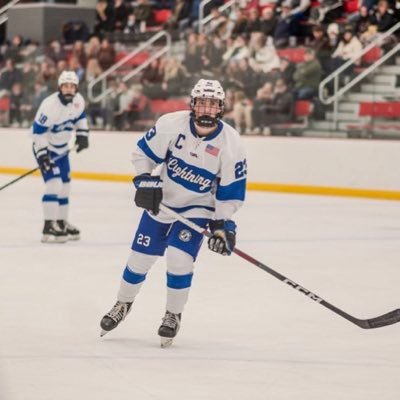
[132,174,163,215]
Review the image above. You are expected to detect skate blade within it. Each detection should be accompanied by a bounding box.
[67,234,80,241]
[100,329,109,337]
[160,337,174,348]
[41,235,68,244]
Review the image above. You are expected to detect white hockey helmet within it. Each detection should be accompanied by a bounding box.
[58,70,79,87]
[190,79,225,128]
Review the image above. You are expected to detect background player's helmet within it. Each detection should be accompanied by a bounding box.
[58,70,79,88]
[190,79,225,128]
[58,71,79,104]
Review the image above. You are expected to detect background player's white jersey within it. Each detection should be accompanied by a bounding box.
[133,111,247,221]
[32,92,89,155]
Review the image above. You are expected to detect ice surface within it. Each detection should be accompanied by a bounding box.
[1,175,399,400]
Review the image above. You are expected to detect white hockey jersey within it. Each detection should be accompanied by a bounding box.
[32,92,89,156]
[133,111,247,221]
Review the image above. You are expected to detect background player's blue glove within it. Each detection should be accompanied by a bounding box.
[133,174,163,215]
[75,135,89,153]
[208,219,237,256]
[37,151,54,173]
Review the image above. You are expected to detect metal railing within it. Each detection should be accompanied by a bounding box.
[0,0,20,25]
[87,30,171,104]
[319,21,400,126]
[198,0,237,34]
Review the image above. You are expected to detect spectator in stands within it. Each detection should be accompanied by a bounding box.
[108,0,130,32]
[251,81,274,133]
[164,0,192,31]
[260,6,278,37]
[127,86,151,128]
[104,79,120,130]
[161,57,190,97]
[63,20,90,44]
[273,2,293,48]
[85,58,106,128]
[141,58,165,86]
[114,81,134,130]
[326,22,340,48]
[293,47,323,99]
[183,32,202,75]
[9,82,25,127]
[0,59,22,93]
[19,39,40,63]
[46,39,66,65]
[124,13,141,35]
[85,36,101,59]
[264,56,295,87]
[4,35,24,63]
[266,78,294,131]
[222,34,251,68]
[31,81,49,116]
[369,0,397,32]
[97,38,116,71]
[230,7,249,37]
[68,55,85,82]
[329,27,363,72]
[308,25,335,73]
[72,40,88,69]
[21,61,37,95]
[353,6,372,37]
[369,0,398,50]
[197,33,221,73]
[232,90,253,135]
[134,0,153,32]
[38,61,58,92]
[94,0,109,34]
[248,32,280,74]
[245,7,262,34]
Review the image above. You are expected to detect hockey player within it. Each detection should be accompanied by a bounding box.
[100,79,247,347]
[32,70,89,243]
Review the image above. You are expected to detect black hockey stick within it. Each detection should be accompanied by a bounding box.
[159,203,400,330]
[0,148,73,192]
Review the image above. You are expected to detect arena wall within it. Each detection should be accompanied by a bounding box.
[1,129,400,200]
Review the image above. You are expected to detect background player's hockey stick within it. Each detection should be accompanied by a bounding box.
[0,147,74,192]
[159,203,400,330]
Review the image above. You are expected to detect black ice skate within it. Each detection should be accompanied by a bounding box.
[41,220,68,243]
[57,220,80,240]
[158,311,181,348]
[100,301,132,337]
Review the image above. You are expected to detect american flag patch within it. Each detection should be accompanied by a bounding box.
[205,144,219,157]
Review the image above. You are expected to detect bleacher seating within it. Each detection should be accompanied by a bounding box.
[347,102,400,136]
[271,100,313,135]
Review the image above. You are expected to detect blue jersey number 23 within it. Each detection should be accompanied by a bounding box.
[235,159,247,179]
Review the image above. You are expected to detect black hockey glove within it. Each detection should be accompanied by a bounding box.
[208,219,237,256]
[75,135,89,153]
[37,152,54,173]
[133,174,163,215]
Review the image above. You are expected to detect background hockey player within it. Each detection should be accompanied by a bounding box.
[100,79,247,347]
[32,70,89,243]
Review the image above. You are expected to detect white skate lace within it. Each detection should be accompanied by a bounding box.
[162,313,179,329]
[108,302,129,322]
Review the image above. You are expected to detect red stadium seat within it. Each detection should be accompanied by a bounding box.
[115,51,150,66]
[153,9,172,25]
[276,47,306,63]
[361,47,382,64]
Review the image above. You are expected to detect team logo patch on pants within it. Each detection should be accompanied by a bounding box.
[178,229,192,242]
